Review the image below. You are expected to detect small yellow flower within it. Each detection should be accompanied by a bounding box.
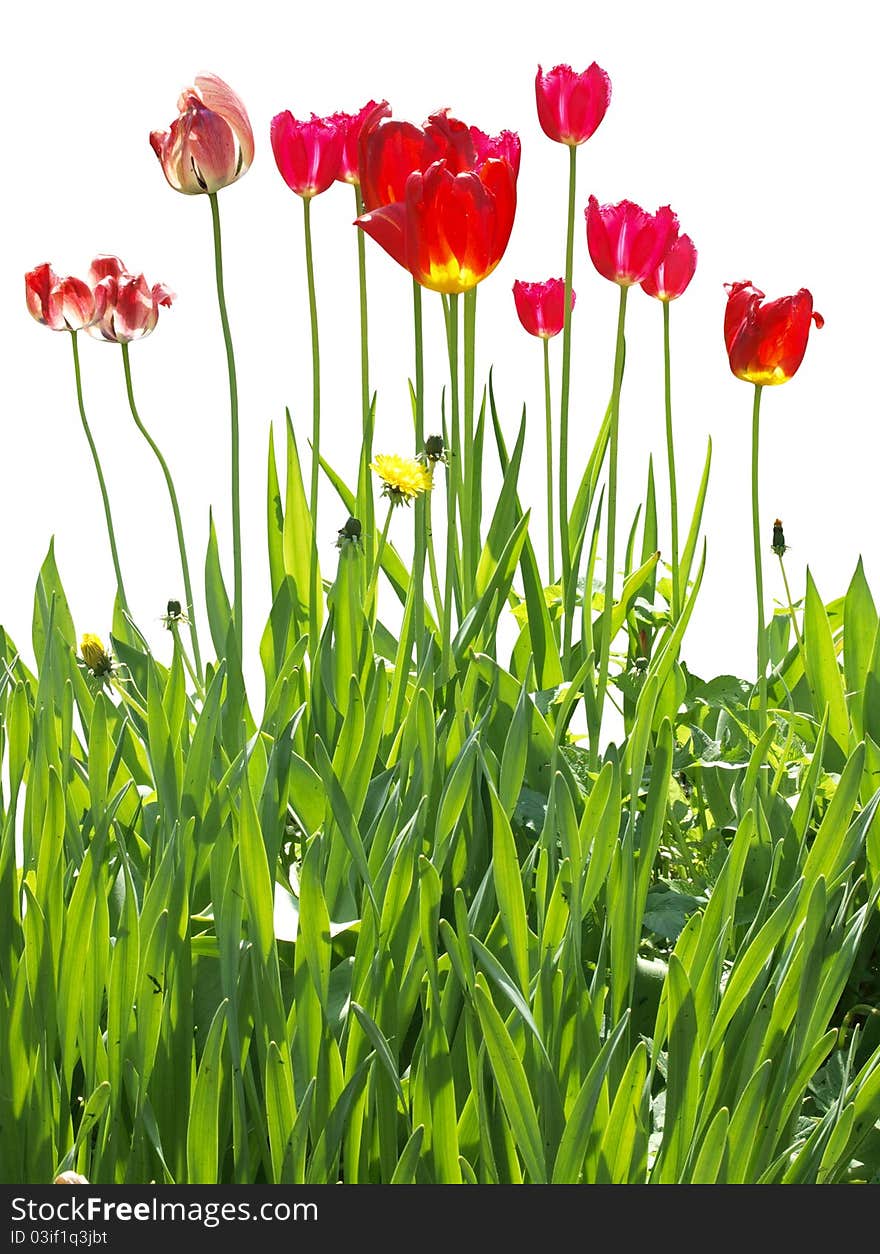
[370,453,433,506]
[80,633,113,677]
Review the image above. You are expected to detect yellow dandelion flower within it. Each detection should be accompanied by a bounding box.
[370,453,433,506]
[80,633,113,677]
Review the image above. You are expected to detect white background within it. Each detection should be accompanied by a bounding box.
[2,0,876,695]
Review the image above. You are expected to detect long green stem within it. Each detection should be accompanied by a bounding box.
[69,331,129,613]
[751,383,768,740]
[543,336,555,587]
[303,196,322,656]
[208,192,242,654]
[442,295,461,676]
[462,287,477,602]
[593,285,629,766]
[663,301,681,622]
[413,281,427,663]
[559,144,578,617]
[121,343,203,683]
[355,186,375,564]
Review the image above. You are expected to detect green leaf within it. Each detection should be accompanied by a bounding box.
[804,568,849,764]
[474,976,547,1183]
[186,1000,227,1183]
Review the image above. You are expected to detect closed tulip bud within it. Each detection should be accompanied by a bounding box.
[535,63,611,146]
[87,256,174,343]
[25,263,95,332]
[150,73,254,195]
[330,102,384,185]
[640,231,697,301]
[586,197,678,287]
[270,112,345,198]
[513,278,574,338]
[724,281,823,386]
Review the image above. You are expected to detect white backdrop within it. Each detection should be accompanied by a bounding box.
[3,0,875,694]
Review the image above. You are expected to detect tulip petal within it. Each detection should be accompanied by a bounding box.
[356,202,408,271]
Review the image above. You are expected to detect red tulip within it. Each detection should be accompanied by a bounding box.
[86,256,174,343]
[25,263,95,331]
[330,101,384,185]
[641,231,697,301]
[357,157,517,295]
[270,112,345,198]
[150,73,254,195]
[724,281,824,386]
[585,197,678,287]
[513,278,574,338]
[358,105,521,209]
[536,63,611,146]
[358,106,448,211]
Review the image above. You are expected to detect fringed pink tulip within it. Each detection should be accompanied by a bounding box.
[270,112,344,198]
[585,197,678,287]
[513,278,574,338]
[641,231,698,301]
[536,63,612,146]
[330,101,383,185]
[87,256,174,343]
[25,264,95,331]
[150,73,254,195]
[471,125,522,179]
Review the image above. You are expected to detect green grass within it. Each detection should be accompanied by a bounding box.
[3,392,880,1185]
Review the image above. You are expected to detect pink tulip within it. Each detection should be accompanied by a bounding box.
[470,125,522,179]
[150,73,254,196]
[330,101,384,185]
[585,196,678,287]
[87,256,174,343]
[513,278,574,338]
[641,231,698,301]
[535,63,612,146]
[270,112,345,198]
[25,263,95,331]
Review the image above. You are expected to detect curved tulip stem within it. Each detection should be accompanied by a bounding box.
[559,144,577,624]
[303,196,322,656]
[593,284,629,767]
[663,302,682,623]
[69,331,129,615]
[121,343,203,685]
[543,336,555,587]
[751,383,768,741]
[208,192,242,654]
[412,280,427,663]
[355,186,375,563]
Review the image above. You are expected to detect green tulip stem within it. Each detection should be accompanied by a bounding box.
[412,280,427,663]
[69,330,129,615]
[543,336,555,587]
[303,195,322,657]
[663,301,682,624]
[593,283,629,767]
[462,286,477,602]
[559,143,577,631]
[751,382,768,741]
[208,191,242,654]
[355,185,375,566]
[121,342,203,684]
